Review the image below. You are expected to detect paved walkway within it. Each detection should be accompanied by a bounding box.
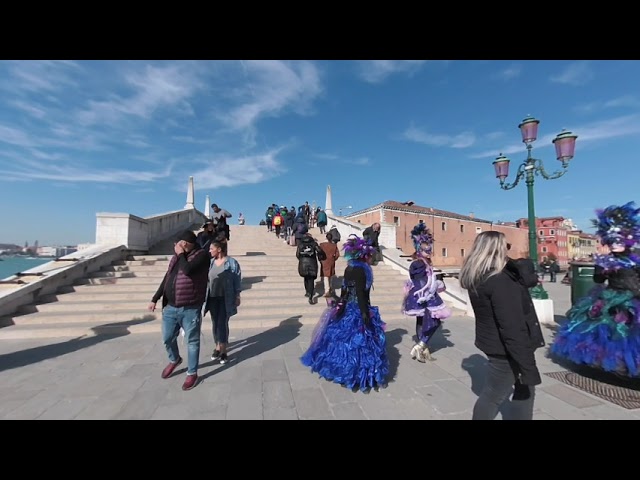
[0,279,638,420]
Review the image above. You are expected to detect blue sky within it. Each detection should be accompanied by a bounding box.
[0,60,638,246]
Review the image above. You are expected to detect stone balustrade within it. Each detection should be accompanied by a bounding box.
[96,208,208,251]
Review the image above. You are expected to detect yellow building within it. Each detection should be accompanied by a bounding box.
[567,230,580,260]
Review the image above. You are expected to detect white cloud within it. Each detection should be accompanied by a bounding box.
[574,95,640,113]
[313,153,339,161]
[8,99,47,119]
[0,156,173,184]
[2,60,81,94]
[496,63,522,81]
[348,157,371,166]
[604,95,640,108]
[0,124,37,148]
[191,149,286,189]
[76,63,201,126]
[221,60,323,132]
[550,61,594,86]
[486,131,505,141]
[403,125,476,149]
[357,60,427,84]
[470,113,640,159]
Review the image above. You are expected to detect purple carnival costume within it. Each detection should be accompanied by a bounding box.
[301,235,389,392]
[402,222,452,362]
[551,202,640,377]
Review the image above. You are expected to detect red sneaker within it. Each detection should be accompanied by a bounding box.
[182,374,198,391]
[161,357,183,379]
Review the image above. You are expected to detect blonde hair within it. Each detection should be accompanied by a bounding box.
[459,231,508,293]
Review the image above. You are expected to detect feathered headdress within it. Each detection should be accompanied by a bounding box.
[592,201,640,249]
[411,222,434,256]
[343,234,376,261]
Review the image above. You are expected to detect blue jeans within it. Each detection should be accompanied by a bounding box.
[162,305,202,375]
[207,296,230,344]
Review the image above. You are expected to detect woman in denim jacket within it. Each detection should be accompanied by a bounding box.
[204,239,242,365]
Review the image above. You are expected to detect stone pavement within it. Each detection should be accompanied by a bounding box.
[0,279,638,420]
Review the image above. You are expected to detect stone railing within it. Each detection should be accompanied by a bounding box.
[0,208,209,322]
[96,208,208,251]
[325,214,397,248]
[0,244,127,318]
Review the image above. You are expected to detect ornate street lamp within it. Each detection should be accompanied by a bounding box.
[493,115,578,299]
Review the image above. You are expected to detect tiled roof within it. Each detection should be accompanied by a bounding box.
[348,200,494,224]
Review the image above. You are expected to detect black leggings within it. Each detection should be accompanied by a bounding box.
[415,315,441,345]
[472,355,535,420]
[303,276,315,296]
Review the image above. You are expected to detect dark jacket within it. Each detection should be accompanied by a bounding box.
[296,236,324,278]
[294,216,308,240]
[328,227,340,244]
[362,226,379,248]
[467,258,545,385]
[203,256,242,318]
[152,247,209,308]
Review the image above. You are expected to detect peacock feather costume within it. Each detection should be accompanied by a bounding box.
[550,202,640,377]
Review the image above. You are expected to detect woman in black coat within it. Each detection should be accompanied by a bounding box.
[459,231,545,420]
[296,233,326,304]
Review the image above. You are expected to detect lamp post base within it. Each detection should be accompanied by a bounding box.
[529,283,549,300]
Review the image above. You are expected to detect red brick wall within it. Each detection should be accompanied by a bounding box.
[347,208,528,268]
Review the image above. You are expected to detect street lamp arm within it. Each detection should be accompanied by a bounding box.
[499,162,526,190]
[533,157,569,180]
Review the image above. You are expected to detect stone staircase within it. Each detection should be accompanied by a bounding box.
[0,226,463,339]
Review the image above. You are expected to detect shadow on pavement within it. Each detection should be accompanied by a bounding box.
[385,327,408,383]
[0,315,156,373]
[198,316,303,381]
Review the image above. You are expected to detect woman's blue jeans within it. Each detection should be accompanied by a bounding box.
[207,296,230,345]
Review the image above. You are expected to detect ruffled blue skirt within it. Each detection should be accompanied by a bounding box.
[551,285,640,377]
[301,301,389,391]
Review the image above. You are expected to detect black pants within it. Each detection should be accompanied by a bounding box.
[472,355,535,420]
[303,276,315,297]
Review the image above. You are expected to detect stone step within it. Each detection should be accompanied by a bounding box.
[38,289,406,304]
[22,296,407,314]
[74,275,406,287]
[103,262,400,273]
[88,269,403,280]
[0,225,431,340]
[1,307,424,327]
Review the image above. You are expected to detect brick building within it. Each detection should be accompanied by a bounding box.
[345,200,528,268]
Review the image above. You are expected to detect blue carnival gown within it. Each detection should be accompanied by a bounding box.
[301,260,389,391]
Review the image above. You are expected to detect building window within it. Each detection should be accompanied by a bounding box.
[460,224,464,233]
[539,230,544,236]
[393,216,399,225]
[475,227,482,234]
[542,247,547,253]
[442,247,447,257]
[460,248,465,257]
[441,222,446,231]
[550,229,555,235]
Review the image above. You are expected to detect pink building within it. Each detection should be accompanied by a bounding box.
[516,216,569,267]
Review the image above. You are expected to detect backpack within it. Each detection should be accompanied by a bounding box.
[274,215,282,226]
[299,243,316,257]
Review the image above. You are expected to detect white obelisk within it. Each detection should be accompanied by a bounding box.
[184,176,195,209]
[325,185,333,215]
[204,195,211,218]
